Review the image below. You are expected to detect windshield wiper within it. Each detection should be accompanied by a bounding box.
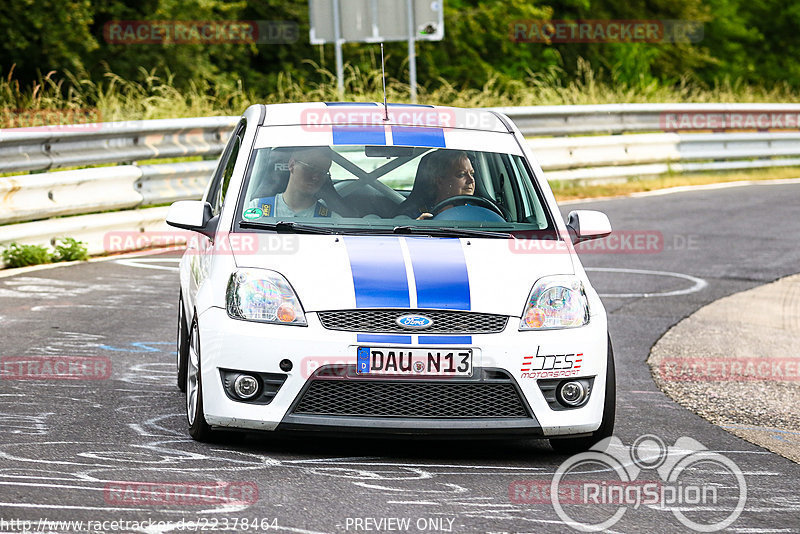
[391,225,514,239]
[239,220,339,234]
[239,220,514,238]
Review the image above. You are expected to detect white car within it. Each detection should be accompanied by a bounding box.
[167,102,615,452]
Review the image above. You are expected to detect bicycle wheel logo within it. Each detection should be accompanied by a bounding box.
[550,435,747,532]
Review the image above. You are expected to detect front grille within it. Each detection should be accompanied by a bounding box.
[292,371,529,419]
[317,309,508,334]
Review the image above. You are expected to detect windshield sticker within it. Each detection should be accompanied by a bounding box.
[243,207,263,220]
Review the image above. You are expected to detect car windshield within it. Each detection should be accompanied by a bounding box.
[235,143,555,236]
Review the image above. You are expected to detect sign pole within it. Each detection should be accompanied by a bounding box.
[406,0,417,103]
[332,0,345,97]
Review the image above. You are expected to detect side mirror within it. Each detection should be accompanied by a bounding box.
[566,210,612,244]
[166,201,218,238]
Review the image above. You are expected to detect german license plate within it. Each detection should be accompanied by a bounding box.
[356,347,472,376]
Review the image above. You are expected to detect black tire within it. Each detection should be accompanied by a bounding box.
[186,318,215,441]
[550,336,616,454]
[177,292,189,392]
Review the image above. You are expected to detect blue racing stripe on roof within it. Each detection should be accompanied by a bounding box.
[406,238,471,310]
[333,125,386,145]
[357,334,413,344]
[418,335,472,345]
[391,126,445,148]
[344,237,410,308]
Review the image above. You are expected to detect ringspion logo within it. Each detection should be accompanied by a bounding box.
[511,435,746,532]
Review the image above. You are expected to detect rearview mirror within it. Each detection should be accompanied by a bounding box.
[365,145,425,157]
[166,201,218,238]
[566,210,612,244]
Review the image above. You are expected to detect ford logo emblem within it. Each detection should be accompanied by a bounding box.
[396,314,434,330]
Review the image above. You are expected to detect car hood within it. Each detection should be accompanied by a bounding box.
[230,234,575,316]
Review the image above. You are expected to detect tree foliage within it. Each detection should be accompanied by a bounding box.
[0,0,797,103]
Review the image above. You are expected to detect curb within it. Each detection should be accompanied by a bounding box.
[648,273,800,463]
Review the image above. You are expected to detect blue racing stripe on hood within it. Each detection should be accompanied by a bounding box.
[419,335,472,345]
[344,237,410,308]
[357,334,413,344]
[406,238,471,310]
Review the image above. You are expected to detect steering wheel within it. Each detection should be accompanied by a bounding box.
[430,195,506,219]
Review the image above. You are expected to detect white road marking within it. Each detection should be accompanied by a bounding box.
[271,527,330,534]
[560,177,800,205]
[586,267,708,297]
[0,501,150,512]
[730,529,798,533]
[283,459,549,471]
[353,481,468,494]
[115,258,181,271]
[386,501,441,505]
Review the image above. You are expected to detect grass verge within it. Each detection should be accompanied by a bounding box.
[551,166,800,201]
[2,65,800,127]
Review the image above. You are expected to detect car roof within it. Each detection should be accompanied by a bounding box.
[259,102,511,134]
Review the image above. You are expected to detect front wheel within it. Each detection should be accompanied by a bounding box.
[550,336,616,454]
[186,318,214,441]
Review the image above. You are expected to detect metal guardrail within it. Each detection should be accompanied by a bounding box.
[0,116,238,173]
[496,103,800,136]
[2,104,800,266]
[531,131,800,181]
[0,160,217,225]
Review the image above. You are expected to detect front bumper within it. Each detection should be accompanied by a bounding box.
[197,306,609,437]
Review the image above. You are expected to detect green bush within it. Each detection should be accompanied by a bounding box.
[1,243,52,268]
[52,237,89,262]
[1,237,89,268]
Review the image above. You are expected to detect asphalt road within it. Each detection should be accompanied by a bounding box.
[1,181,799,533]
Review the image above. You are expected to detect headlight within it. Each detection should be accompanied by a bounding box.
[519,275,589,330]
[226,269,307,326]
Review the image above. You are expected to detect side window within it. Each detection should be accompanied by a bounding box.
[215,135,241,214]
[207,120,245,216]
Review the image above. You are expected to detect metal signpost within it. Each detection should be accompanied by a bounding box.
[309,0,444,102]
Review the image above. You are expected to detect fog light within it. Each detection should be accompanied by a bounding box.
[558,380,587,407]
[233,374,260,400]
[279,359,293,372]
